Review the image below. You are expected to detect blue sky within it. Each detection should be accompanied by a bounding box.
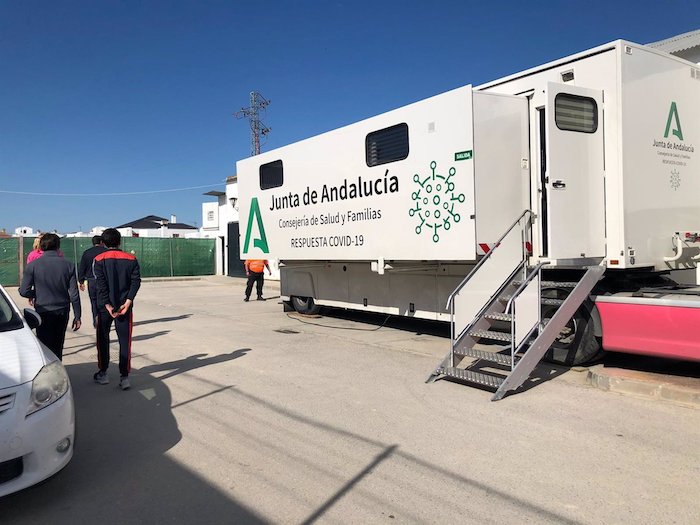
[1,1,698,233]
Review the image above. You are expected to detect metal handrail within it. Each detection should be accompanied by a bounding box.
[445,209,533,309]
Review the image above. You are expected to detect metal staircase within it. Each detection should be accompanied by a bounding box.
[426,210,604,400]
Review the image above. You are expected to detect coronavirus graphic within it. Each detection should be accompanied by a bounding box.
[670,169,681,191]
[409,161,465,243]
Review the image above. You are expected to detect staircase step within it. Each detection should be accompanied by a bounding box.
[499,295,564,306]
[468,329,512,342]
[484,311,512,322]
[541,297,565,306]
[454,347,515,365]
[439,367,505,388]
[512,280,580,288]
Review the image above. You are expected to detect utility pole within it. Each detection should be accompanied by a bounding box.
[235,91,271,156]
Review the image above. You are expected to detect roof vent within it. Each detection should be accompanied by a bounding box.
[561,70,574,82]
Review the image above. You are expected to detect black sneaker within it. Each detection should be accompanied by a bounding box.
[244,297,249,302]
[256,296,265,301]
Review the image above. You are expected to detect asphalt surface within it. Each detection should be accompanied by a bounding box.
[1,277,698,524]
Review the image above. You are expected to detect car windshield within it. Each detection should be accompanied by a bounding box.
[0,290,24,333]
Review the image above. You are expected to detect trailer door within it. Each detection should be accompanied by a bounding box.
[545,83,605,260]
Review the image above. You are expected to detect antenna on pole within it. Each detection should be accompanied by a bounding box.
[235,91,271,156]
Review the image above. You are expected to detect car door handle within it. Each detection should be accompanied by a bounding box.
[552,180,566,189]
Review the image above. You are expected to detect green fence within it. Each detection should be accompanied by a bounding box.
[0,237,215,286]
[0,238,20,287]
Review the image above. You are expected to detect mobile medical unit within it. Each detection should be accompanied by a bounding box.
[237,40,700,399]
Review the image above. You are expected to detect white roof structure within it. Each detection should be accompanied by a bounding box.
[648,29,700,63]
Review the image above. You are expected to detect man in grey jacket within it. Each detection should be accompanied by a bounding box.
[19,233,81,359]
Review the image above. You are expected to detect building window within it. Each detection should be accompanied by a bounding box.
[132,233,139,237]
[173,234,180,238]
[207,211,215,221]
[366,123,409,167]
[260,160,283,190]
[554,94,597,133]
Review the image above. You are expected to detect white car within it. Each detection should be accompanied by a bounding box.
[0,285,74,497]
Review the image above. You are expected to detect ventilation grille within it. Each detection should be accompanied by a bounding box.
[0,393,15,415]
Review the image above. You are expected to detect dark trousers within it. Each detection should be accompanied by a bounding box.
[87,280,99,328]
[36,309,69,360]
[96,308,133,377]
[245,271,264,299]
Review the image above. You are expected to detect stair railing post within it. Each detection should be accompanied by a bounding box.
[450,297,455,367]
[537,265,543,335]
[511,212,530,368]
[510,304,516,368]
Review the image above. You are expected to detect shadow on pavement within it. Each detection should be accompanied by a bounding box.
[599,352,700,378]
[138,348,251,380]
[132,330,170,342]
[297,306,450,337]
[133,314,193,327]
[0,362,267,525]
[63,342,96,357]
[436,357,569,397]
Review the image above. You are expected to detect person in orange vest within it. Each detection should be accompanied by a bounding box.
[244,259,271,301]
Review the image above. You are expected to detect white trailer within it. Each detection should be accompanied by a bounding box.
[237,40,700,399]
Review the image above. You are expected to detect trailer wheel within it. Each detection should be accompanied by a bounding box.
[541,290,603,366]
[291,296,321,315]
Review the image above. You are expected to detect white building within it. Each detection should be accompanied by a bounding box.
[65,226,107,238]
[14,226,35,236]
[200,176,279,279]
[116,215,197,239]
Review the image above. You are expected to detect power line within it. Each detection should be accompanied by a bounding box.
[0,183,223,197]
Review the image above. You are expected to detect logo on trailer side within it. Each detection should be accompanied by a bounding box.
[243,197,269,254]
[652,102,695,191]
[664,101,684,141]
[409,160,465,243]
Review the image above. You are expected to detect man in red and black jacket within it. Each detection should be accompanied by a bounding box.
[92,228,141,390]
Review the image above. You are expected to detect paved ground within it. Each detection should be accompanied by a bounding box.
[1,277,699,524]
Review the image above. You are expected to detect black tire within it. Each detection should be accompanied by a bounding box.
[542,290,603,366]
[290,296,321,315]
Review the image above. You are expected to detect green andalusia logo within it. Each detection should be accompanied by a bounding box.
[243,197,269,254]
[409,161,465,243]
[664,101,683,141]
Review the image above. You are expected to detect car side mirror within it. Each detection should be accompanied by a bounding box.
[23,308,42,330]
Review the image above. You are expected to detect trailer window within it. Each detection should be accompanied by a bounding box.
[366,123,409,167]
[554,94,597,133]
[260,160,283,190]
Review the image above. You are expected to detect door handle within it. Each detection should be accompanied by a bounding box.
[552,180,566,189]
